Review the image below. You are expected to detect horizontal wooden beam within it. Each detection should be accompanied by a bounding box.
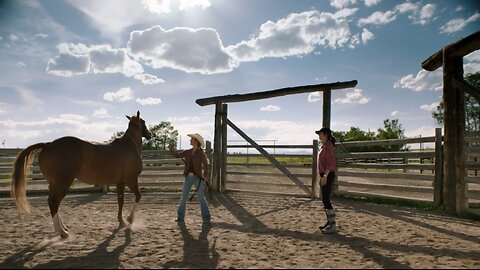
[422,30,480,71]
[196,80,357,106]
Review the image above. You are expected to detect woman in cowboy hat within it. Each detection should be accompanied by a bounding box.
[168,133,211,223]
[315,127,337,234]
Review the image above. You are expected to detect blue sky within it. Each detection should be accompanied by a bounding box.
[0,0,479,149]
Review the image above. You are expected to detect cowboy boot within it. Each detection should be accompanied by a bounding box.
[319,208,329,230]
[321,209,337,234]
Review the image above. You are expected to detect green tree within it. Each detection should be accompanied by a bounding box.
[111,121,179,150]
[376,118,405,151]
[432,72,480,131]
[144,121,179,150]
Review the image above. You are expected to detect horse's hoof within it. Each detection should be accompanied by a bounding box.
[60,232,69,239]
[127,216,133,224]
[119,222,127,228]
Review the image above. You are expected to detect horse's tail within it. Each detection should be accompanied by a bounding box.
[11,143,46,213]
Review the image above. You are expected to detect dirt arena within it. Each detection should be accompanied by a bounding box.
[0,191,479,269]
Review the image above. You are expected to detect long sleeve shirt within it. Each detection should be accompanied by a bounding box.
[317,140,336,175]
[169,148,210,180]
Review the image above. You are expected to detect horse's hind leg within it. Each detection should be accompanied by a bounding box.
[48,179,73,238]
[127,180,141,224]
[117,184,127,228]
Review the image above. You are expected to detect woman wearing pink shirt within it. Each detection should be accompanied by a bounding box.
[315,127,337,234]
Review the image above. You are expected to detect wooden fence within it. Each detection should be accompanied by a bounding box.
[1,133,479,209]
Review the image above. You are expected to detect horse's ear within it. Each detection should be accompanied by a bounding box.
[137,111,140,118]
[126,115,131,120]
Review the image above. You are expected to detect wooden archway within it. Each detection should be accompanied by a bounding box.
[422,30,480,214]
[196,80,357,192]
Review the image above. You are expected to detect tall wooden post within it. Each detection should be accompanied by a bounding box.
[312,139,319,199]
[323,89,331,128]
[212,102,223,192]
[221,104,228,192]
[433,128,443,206]
[443,50,467,214]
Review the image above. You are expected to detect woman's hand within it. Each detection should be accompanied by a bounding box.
[320,176,327,186]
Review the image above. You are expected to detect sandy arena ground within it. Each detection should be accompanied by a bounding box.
[0,191,479,269]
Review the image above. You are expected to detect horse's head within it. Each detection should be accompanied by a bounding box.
[126,111,152,139]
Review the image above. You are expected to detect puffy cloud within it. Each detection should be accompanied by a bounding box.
[179,0,211,11]
[228,11,352,62]
[308,92,322,102]
[440,12,480,34]
[128,26,236,74]
[364,0,381,7]
[136,97,162,105]
[330,0,357,9]
[361,28,374,44]
[260,105,281,112]
[93,108,111,118]
[103,87,134,102]
[394,69,442,91]
[334,88,370,104]
[358,10,397,26]
[46,43,163,84]
[420,102,440,112]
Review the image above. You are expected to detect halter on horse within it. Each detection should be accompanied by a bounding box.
[11,111,151,238]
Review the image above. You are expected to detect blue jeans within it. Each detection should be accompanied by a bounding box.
[177,175,211,222]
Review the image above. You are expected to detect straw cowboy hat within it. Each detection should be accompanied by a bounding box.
[187,133,205,148]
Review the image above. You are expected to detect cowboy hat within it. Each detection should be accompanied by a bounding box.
[187,133,205,148]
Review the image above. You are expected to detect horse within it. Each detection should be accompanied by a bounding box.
[11,111,151,238]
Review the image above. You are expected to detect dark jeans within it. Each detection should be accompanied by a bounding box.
[320,172,335,209]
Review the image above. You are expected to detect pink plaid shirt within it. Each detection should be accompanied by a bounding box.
[317,140,336,174]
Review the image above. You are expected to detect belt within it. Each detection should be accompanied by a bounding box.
[186,172,195,176]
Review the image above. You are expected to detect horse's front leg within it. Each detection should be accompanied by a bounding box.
[127,180,141,224]
[116,184,126,228]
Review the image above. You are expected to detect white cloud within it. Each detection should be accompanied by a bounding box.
[455,6,464,12]
[260,105,281,112]
[142,0,173,14]
[93,108,111,118]
[308,92,323,102]
[179,0,211,11]
[364,0,381,7]
[9,33,19,41]
[394,69,442,91]
[361,28,374,44]
[128,26,236,74]
[334,88,370,104]
[167,116,201,122]
[136,97,162,105]
[47,43,164,84]
[404,126,438,138]
[333,8,359,19]
[358,10,397,26]
[415,4,436,25]
[228,10,353,62]
[391,111,404,116]
[465,50,480,63]
[330,0,357,9]
[420,102,440,112]
[103,87,134,102]
[440,12,480,34]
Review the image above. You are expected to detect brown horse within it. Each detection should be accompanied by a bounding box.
[11,111,151,238]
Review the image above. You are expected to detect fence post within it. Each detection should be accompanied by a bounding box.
[312,140,319,199]
[221,104,228,192]
[434,127,443,206]
[206,141,213,190]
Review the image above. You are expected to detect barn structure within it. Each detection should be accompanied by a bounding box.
[421,30,480,215]
[195,80,357,194]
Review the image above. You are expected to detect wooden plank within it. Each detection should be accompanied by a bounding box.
[226,118,312,195]
[453,77,480,103]
[337,180,433,194]
[227,180,310,189]
[227,163,310,168]
[227,144,313,149]
[196,80,357,106]
[337,163,435,170]
[422,30,480,71]
[466,176,480,184]
[212,102,222,191]
[337,170,434,181]
[467,190,480,200]
[227,171,311,178]
[226,189,311,198]
[337,136,436,148]
[337,151,434,159]
[221,104,228,191]
[228,153,312,159]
